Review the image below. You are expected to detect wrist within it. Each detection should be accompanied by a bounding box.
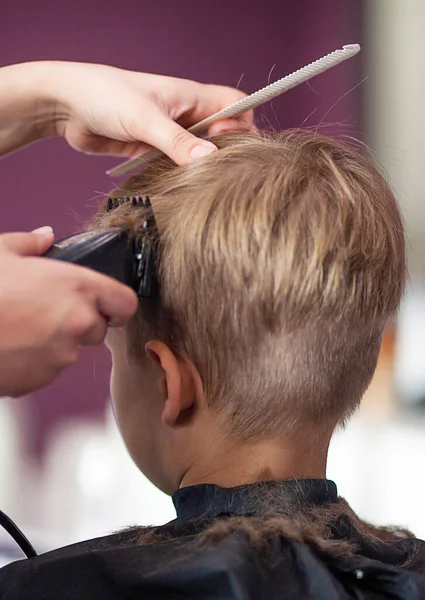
[1,62,70,140]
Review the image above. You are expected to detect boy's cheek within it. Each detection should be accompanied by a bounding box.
[105,326,125,352]
[107,340,132,424]
[104,330,113,352]
[104,331,170,488]
[109,367,164,487]
[109,364,119,407]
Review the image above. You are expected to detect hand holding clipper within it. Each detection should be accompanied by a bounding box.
[0,228,137,397]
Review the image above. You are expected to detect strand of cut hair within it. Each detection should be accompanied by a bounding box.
[107,44,360,177]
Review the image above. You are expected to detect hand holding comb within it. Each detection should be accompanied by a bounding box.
[106,44,360,178]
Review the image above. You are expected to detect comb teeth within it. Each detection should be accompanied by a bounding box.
[106,195,151,212]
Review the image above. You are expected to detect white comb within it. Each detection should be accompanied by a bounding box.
[106,43,360,177]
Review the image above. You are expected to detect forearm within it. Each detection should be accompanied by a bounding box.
[0,62,64,156]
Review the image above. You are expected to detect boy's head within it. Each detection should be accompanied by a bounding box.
[94,130,405,494]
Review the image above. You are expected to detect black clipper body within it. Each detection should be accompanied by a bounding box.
[43,196,157,298]
[43,229,133,284]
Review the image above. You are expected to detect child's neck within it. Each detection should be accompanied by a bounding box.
[179,432,332,489]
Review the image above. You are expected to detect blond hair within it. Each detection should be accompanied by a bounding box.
[93,129,406,440]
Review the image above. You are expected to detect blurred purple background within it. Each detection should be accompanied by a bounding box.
[0,0,363,454]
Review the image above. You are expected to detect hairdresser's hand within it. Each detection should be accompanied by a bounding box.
[53,63,254,164]
[0,62,254,164]
[0,227,138,397]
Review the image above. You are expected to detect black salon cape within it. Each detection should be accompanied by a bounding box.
[0,479,425,599]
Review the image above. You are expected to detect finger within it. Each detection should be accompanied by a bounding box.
[95,139,153,159]
[65,128,153,158]
[78,312,109,347]
[61,302,108,348]
[0,228,54,257]
[186,84,255,129]
[79,270,139,325]
[138,107,217,165]
[207,118,254,136]
[31,226,55,250]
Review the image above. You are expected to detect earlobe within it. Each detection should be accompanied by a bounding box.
[145,340,196,428]
[162,391,183,427]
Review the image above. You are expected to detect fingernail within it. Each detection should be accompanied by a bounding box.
[32,226,54,236]
[190,144,217,162]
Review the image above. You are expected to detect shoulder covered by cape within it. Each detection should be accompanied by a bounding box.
[0,531,423,600]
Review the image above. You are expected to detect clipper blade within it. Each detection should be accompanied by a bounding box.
[107,195,152,212]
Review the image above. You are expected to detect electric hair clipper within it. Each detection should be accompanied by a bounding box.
[43,196,157,298]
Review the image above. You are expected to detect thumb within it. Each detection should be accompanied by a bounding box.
[0,227,54,256]
[142,110,217,165]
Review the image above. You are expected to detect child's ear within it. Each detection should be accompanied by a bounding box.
[145,340,196,427]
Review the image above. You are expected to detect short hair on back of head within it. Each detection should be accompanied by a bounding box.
[93,129,406,440]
